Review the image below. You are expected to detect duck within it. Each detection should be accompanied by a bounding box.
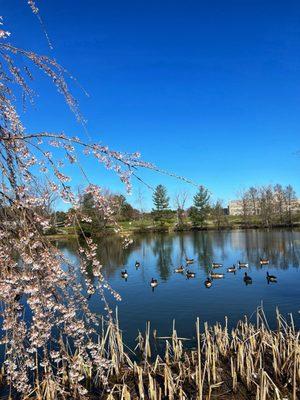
[212,262,222,268]
[210,272,224,279]
[260,258,269,265]
[186,270,196,278]
[227,265,237,273]
[238,261,249,268]
[121,270,128,279]
[174,265,185,273]
[150,278,158,288]
[266,272,277,283]
[135,261,141,268]
[243,272,252,284]
[185,257,194,264]
[204,277,212,288]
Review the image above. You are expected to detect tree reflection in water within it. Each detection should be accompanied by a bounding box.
[58,229,300,284]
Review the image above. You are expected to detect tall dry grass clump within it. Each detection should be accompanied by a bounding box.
[2,306,297,399]
[103,306,298,400]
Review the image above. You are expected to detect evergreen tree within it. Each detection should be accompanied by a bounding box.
[153,185,170,211]
[152,185,169,223]
[188,186,210,227]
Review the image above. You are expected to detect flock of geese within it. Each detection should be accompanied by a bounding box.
[121,258,277,290]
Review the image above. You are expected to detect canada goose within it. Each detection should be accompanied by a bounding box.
[227,265,237,273]
[210,272,224,279]
[121,270,128,279]
[212,262,222,268]
[14,293,21,302]
[150,278,158,288]
[185,257,194,264]
[204,277,212,288]
[243,272,252,284]
[238,261,249,268]
[135,261,140,268]
[186,270,196,278]
[266,272,277,283]
[260,258,269,265]
[174,265,185,273]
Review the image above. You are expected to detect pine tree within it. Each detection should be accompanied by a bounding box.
[152,185,169,223]
[188,186,210,227]
[153,185,169,211]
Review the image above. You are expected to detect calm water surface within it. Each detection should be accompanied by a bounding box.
[59,229,300,347]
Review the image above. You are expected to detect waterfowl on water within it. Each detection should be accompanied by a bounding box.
[210,272,224,279]
[14,294,21,302]
[238,261,249,268]
[121,270,128,279]
[260,258,269,265]
[174,265,185,273]
[135,261,140,268]
[212,262,223,268]
[243,272,252,284]
[150,278,158,288]
[186,270,196,278]
[185,257,194,264]
[266,272,277,283]
[204,277,212,288]
[227,265,237,273]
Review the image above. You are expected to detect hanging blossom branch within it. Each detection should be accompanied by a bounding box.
[0,8,197,398]
[0,14,134,397]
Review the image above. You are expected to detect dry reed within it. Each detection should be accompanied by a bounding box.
[1,306,299,399]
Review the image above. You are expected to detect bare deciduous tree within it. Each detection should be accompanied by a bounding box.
[211,199,227,230]
[174,190,189,225]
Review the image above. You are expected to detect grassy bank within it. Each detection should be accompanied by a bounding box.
[44,217,300,239]
[117,216,300,235]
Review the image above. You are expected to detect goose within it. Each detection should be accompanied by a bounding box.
[135,261,141,268]
[174,265,185,273]
[186,270,196,278]
[238,261,249,268]
[150,278,158,288]
[227,265,237,273]
[204,277,212,288]
[210,272,224,279]
[185,257,194,264]
[260,258,269,265]
[243,272,252,284]
[266,272,277,283]
[212,262,223,268]
[14,293,21,302]
[121,270,128,279]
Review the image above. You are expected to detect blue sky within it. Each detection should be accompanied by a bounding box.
[2,0,300,210]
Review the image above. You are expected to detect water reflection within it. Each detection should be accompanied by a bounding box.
[57,229,300,344]
[57,229,300,281]
[151,234,173,281]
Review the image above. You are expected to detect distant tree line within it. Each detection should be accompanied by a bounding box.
[25,182,298,235]
[151,184,227,229]
[239,184,298,227]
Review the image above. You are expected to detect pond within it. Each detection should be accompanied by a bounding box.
[58,229,300,348]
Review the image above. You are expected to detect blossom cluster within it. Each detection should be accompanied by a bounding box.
[0,9,144,397]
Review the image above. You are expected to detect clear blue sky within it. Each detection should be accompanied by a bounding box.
[2,0,300,210]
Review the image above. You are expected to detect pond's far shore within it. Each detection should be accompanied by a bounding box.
[44,220,300,240]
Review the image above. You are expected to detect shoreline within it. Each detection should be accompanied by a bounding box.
[45,223,300,240]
